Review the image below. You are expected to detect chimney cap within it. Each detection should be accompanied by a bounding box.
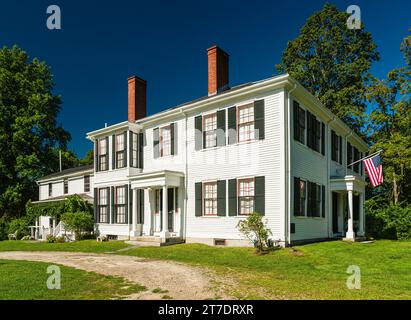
[207,45,230,56]
[128,75,147,83]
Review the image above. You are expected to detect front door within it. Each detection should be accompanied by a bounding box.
[167,188,174,232]
[332,192,339,234]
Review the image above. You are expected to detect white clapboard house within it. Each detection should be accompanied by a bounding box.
[36,46,368,246]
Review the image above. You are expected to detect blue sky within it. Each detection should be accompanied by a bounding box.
[1,0,410,157]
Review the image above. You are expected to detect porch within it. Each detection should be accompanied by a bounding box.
[329,175,366,241]
[129,170,185,243]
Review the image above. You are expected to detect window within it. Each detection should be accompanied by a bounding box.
[98,139,108,171]
[84,175,90,192]
[294,178,306,216]
[293,101,305,143]
[98,188,108,223]
[307,182,322,217]
[160,125,171,157]
[307,112,322,153]
[203,113,217,148]
[238,178,255,215]
[203,182,217,216]
[115,134,125,168]
[331,130,340,162]
[48,183,52,197]
[132,132,138,167]
[115,186,126,224]
[64,179,68,194]
[347,143,360,173]
[238,104,255,142]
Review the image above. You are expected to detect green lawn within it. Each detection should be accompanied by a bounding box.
[119,240,411,300]
[0,239,132,253]
[0,239,409,299]
[0,259,145,300]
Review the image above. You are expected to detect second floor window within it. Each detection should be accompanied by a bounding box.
[307,111,323,154]
[98,139,108,171]
[160,126,171,157]
[132,132,138,167]
[203,182,217,216]
[331,130,342,163]
[238,104,255,143]
[116,134,125,168]
[293,101,306,144]
[84,175,90,192]
[238,178,255,215]
[115,186,126,224]
[203,113,217,148]
[64,179,68,194]
[48,183,52,197]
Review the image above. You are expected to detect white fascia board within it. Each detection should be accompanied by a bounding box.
[37,169,94,184]
[86,121,142,141]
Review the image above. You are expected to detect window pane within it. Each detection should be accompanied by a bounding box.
[160,126,171,156]
[116,134,124,151]
[204,114,217,148]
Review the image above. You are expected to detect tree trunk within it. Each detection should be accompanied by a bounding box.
[393,172,399,204]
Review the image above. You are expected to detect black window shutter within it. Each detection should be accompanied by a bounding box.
[228,179,237,216]
[153,128,159,158]
[321,122,325,155]
[307,182,312,217]
[227,106,237,145]
[254,176,265,215]
[217,180,226,216]
[123,131,128,167]
[321,185,325,218]
[139,189,145,224]
[195,182,202,217]
[112,134,116,169]
[124,184,129,224]
[347,142,352,168]
[254,100,265,140]
[331,131,336,161]
[294,177,300,216]
[293,101,300,141]
[216,110,226,146]
[170,123,175,155]
[306,111,312,148]
[129,131,133,167]
[138,133,144,168]
[94,141,99,172]
[110,186,114,224]
[195,116,203,151]
[129,186,133,225]
[339,136,343,164]
[94,188,98,222]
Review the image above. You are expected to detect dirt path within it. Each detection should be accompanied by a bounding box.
[0,251,232,300]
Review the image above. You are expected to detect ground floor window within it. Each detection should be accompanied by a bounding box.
[98,188,109,223]
[115,186,126,223]
[238,178,255,215]
[203,182,217,216]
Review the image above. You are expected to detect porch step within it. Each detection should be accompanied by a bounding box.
[126,236,185,247]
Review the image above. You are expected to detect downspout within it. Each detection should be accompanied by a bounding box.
[345,131,353,177]
[286,83,297,247]
[180,109,188,241]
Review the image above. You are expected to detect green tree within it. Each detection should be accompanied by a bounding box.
[0,45,71,219]
[276,3,379,131]
[366,29,411,204]
[79,149,94,166]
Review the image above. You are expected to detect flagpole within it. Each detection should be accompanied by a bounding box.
[347,149,383,167]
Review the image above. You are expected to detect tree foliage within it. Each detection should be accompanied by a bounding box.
[60,211,94,240]
[276,3,379,131]
[0,45,72,219]
[366,29,411,204]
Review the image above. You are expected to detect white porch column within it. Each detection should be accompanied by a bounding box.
[357,192,365,236]
[160,185,169,239]
[345,190,355,240]
[131,188,138,236]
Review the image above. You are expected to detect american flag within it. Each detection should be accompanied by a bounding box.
[363,154,383,187]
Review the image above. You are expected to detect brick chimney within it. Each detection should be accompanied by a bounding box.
[207,45,229,95]
[128,76,147,122]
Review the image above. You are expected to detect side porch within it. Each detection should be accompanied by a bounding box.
[329,175,366,241]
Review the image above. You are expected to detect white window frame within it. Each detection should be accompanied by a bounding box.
[237,103,255,143]
[160,125,171,157]
[238,177,255,216]
[203,113,217,148]
[203,181,217,216]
